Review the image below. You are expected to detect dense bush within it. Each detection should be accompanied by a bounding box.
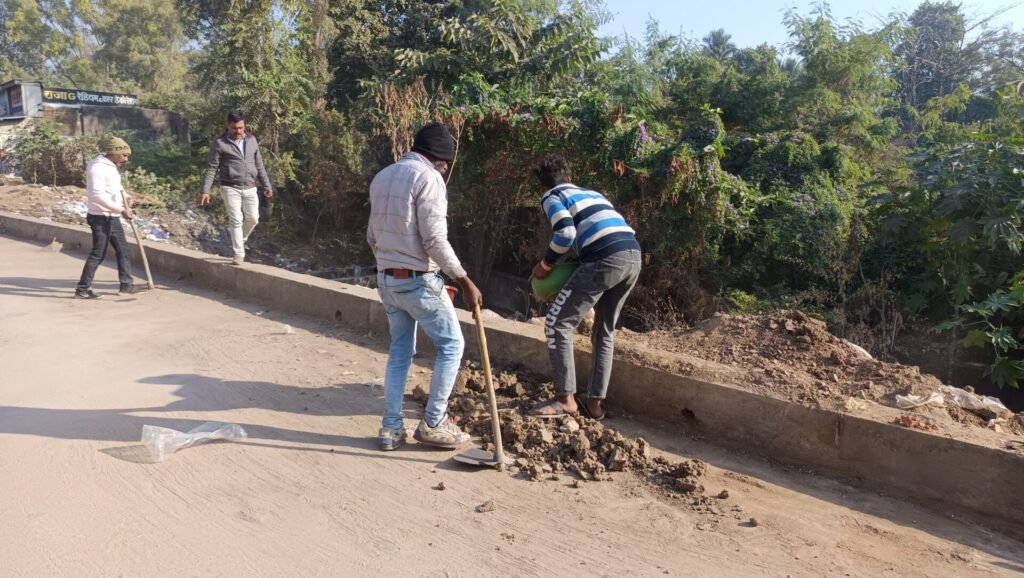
[8,124,197,209]
[8,121,99,186]
[8,0,1024,391]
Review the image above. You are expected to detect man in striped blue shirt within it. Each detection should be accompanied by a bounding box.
[528,155,642,421]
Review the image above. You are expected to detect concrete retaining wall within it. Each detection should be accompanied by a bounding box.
[2,211,1021,534]
[40,106,190,147]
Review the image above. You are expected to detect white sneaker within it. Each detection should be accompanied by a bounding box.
[413,415,470,448]
[378,426,408,451]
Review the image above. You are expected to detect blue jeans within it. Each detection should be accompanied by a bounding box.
[377,272,465,430]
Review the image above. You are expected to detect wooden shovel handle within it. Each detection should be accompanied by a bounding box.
[118,189,155,289]
[473,304,506,469]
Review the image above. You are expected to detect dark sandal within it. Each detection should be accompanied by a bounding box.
[575,394,606,421]
[527,397,576,419]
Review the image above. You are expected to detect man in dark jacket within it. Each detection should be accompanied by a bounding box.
[199,110,273,265]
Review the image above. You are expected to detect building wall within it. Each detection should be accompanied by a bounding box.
[38,106,190,152]
[39,108,79,136]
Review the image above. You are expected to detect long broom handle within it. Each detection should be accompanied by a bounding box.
[473,304,506,469]
[118,189,155,289]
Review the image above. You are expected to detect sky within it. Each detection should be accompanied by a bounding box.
[597,0,1024,50]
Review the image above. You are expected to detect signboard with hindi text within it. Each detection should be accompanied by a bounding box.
[42,87,139,107]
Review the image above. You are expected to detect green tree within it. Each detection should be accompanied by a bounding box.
[91,0,189,99]
[894,1,969,114]
[784,3,899,153]
[600,21,678,115]
[0,0,101,87]
[327,0,444,107]
[717,44,789,131]
[189,0,315,187]
[701,28,736,62]
[392,0,605,91]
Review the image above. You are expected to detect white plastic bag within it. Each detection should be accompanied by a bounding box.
[844,340,873,360]
[940,386,1012,419]
[142,422,247,462]
[895,392,946,410]
[843,397,868,412]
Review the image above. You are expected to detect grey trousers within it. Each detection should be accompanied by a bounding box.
[544,249,641,399]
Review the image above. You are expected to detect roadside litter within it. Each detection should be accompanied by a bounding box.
[141,422,247,462]
[134,217,171,242]
[844,340,873,360]
[895,392,945,410]
[940,385,1012,420]
[843,397,868,412]
[59,200,88,218]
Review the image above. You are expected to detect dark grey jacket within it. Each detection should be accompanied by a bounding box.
[201,132,272,193]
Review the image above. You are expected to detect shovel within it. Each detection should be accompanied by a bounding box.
[453,304,511,470]
[119,188,155,290]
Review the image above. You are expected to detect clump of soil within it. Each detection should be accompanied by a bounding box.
[608,311,1024,445]
[443,362,709,500]
[616,310,945,407]
[892,415,940,432]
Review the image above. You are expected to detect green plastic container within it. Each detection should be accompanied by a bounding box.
[530,262,579,301]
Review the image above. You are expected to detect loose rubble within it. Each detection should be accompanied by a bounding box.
[441,362,710,502]
[615,310,1024,441]
[892,415,940,432]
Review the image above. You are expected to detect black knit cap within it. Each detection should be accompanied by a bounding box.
[412,122,456,162]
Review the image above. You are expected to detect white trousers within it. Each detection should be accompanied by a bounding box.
[221,186,259,257]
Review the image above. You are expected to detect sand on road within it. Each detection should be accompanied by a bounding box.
[1,233,1022,577]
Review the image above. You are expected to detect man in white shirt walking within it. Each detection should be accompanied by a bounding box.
[75,137,146,299]
[199,110,274,265]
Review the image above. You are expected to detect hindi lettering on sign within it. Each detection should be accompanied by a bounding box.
[43,89,75,102]
[42,87,139,107]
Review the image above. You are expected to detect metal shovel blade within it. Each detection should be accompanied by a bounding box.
[452,447,512,468]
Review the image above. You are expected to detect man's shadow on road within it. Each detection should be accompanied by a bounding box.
[0,276,123,299]
[0,373,443,465]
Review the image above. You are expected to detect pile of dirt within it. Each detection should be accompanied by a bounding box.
[616,310,941,405]
[611,310,1024,439]
[423,362,712,504]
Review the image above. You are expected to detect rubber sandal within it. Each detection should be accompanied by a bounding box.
[575,394,606,421]
[527,397,575,419]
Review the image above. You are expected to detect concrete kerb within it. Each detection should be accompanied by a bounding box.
[2,211,1022,533]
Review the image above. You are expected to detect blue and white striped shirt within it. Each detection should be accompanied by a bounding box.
[541,184,640,264]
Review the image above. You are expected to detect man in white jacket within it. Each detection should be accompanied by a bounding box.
[367,122,483,451]
[75,137,145,299]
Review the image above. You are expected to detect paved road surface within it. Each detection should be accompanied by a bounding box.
[1,234,1022,577]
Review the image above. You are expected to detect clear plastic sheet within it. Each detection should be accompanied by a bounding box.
[142,422,247,462]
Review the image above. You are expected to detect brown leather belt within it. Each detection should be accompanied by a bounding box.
[383,268,427,279]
